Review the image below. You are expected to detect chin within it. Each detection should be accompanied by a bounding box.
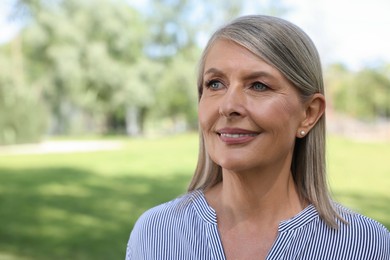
[215,158,252,173]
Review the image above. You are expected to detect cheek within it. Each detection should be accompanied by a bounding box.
[279,100,302,121]
[274,101,306,139]
[280,98,306,125]
[250,98,304,129]
[198,98,216,132]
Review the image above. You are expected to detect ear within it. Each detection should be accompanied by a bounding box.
[297,93,326,137]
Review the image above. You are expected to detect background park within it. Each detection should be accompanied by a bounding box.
[0,0,389,259]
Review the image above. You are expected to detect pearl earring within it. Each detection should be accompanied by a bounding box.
[300,130,306,136]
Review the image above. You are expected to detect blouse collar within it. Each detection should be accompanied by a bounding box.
[191,189,319,231]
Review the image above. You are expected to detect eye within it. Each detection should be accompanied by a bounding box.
[251,82,268,91]
[205,80,224,90]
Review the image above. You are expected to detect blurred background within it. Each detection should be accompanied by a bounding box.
[0,0,389,259]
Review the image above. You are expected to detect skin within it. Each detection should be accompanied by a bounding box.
[198,39,325,259]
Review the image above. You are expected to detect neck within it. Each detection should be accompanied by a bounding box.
[205,166,306,226]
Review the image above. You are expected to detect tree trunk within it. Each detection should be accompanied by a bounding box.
[125,106,140,136]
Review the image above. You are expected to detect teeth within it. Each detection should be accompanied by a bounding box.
[220,133,257,138]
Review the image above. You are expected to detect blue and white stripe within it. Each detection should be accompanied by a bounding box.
[126,190,390,259]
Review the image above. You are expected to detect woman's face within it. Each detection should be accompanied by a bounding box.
[199,39,307,174]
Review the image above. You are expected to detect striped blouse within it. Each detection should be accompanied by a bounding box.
[126,190,390,259]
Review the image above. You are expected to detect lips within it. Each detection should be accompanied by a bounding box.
[217,128,259,144]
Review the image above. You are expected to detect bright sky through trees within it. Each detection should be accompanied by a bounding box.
[1,0,389,69]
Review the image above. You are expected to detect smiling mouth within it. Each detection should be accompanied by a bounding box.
[219,133,258,138]
[216,128,260,144]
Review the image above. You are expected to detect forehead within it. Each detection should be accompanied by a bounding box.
[203,39,284,78]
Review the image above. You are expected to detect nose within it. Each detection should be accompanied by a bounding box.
[219,85,246,118]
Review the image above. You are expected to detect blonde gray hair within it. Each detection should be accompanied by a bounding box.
[188,15,342,228]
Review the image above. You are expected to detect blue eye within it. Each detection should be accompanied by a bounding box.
[252,82,268,91]
[206,80,223,90]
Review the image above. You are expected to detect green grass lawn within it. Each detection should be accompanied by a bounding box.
[327,136,390,229]
[0,133,389,259]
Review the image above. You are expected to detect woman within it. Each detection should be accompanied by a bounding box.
[126,15,390,259]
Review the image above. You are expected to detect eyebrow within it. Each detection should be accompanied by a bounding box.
[204,68,223,75]
[204,67,277,81]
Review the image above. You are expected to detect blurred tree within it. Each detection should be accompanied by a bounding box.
[4,0,293,140]
[353,68,390,119]
[121,59,164,135]
[0,39,48,144]
[325,63,352,114]
[152,49,198,130]
[145,0,289,57]
[145,0,252,60]
[15,0,148,135]
[326,63,390,120]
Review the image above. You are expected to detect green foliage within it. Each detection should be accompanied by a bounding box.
[19,0,147,134]
[326,63,390,120]
[0,84,47,145]
[354,69,390,118]
[0,86,47,145]
[0,44,48,145]
[0,0,295,142]
[153,49,199,128]
[145,0,253,59]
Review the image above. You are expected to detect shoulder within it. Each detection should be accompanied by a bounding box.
[126,191,205,259]
[131,191,198,235]
[333,205,390,258]
[300,205,389,259]
[337,205,389,235]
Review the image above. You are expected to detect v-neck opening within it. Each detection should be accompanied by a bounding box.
[190,189,320,260]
